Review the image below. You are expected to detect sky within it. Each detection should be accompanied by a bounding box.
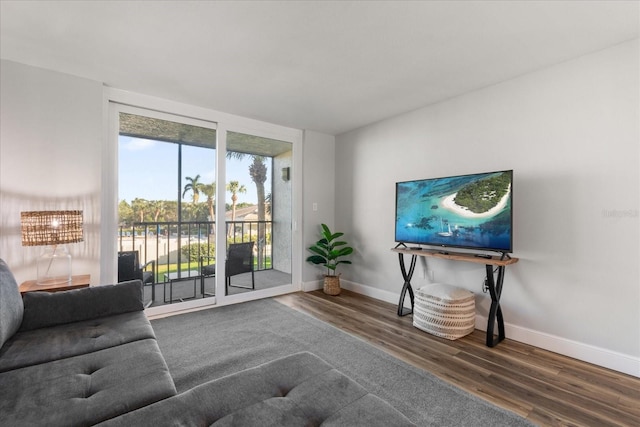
[118,136,271,206]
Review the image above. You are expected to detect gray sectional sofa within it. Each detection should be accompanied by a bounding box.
[0,259,176,426]
[0,259,414,426]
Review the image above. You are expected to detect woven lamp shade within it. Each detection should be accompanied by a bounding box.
[21,210,84,246]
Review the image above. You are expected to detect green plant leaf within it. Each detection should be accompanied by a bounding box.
[307,224,353,275]
[317,239,329,248]
[306,255,327,265]
[329,232,344,241]
[335,247,354,257]
[308,246,326,256]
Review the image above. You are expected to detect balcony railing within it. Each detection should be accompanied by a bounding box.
[118,220,272,282]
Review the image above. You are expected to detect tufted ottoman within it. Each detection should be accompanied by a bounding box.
[98,351,415,426]
[413,283,476,340]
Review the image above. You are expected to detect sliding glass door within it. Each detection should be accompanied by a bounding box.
[223,131,293,296]
[109,100,301,314]
[117,109,217,307]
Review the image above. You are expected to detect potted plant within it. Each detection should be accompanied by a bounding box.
[306,223,354,295]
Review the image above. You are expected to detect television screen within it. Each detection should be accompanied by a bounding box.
[395,170,513,253]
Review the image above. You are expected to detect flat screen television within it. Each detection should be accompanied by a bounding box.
[395,170,513,254]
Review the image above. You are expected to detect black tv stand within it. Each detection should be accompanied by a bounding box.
[391,247,519,347]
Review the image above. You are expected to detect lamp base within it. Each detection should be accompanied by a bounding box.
[37,245,72,285]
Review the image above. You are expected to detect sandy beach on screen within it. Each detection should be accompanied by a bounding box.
[441,185,510,219]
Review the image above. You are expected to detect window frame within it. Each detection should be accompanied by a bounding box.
[104,89,302,316]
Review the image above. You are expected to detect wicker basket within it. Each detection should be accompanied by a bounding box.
[323,275,341,296]
[413,283,475,340]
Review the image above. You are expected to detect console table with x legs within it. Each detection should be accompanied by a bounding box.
[391,247,519,347]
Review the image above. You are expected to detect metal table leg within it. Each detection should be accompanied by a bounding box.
[397,253,417,316]
[485,264,506,347]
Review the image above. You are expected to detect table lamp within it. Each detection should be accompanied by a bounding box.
[20,210,84,285]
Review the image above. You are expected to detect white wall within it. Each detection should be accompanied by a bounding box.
[0,60,103,285]
[335,40,639,376]
[302,130,336,286]
[0,60,306,295]
[2,41,636,375]
[273,150,292,273]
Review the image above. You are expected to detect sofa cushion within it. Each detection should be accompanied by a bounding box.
[0,310,156,372]
[98,352,415,427]
[0,259,23,348]
[19,279,144,331]
[0,338,177,427]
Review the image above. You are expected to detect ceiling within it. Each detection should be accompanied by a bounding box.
[1,1,638,135]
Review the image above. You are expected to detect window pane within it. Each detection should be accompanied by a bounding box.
[118,112,216,307]
[225,131,292,295]
[119,137,179,224]
[181,144,216,222]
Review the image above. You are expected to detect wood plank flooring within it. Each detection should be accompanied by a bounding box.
[275,290,640,427]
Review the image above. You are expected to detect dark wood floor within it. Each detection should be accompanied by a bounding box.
[275,290,640,427]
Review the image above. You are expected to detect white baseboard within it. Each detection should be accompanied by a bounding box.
[305,279,640,378]
[302,280,324,292]
[341,279,407,306]
[474,315,640,378]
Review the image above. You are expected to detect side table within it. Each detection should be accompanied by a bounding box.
[391,247,518,347]
[19,274,91,294]
[163,271,200,303]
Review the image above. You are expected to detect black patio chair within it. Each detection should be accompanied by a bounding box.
[200,241,255,295]
[118,250,155,306]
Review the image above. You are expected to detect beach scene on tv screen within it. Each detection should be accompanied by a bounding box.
[395,171,512,251]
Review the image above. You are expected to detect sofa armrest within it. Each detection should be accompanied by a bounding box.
[19,280,144,332]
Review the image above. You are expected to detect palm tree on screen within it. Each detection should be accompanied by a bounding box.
[183,175,203,204]
[151,200,166,222]
[227,153,268,267]
[131,198,148,223]
[227,180,247,222]
[201,182,216,234]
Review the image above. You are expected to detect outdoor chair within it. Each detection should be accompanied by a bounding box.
[200,254,216,298]
[199,241,255,295]
[118,250,156,307]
